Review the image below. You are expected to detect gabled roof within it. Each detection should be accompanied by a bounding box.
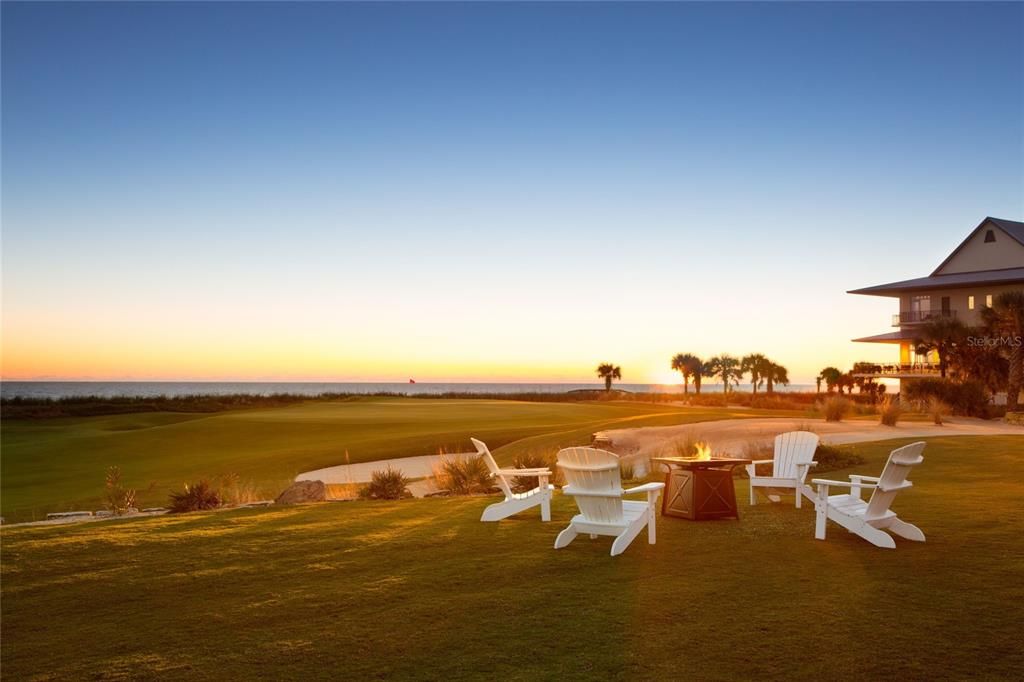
[847,267,1024,297]
[931,216,1024,275]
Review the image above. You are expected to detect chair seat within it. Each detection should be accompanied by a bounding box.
[749,476,799,488]
[511,484,555,501]
[827,494,896,521]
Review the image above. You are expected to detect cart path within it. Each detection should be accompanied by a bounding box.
[603,416,1023,474]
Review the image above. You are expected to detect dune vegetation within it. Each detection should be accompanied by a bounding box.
[1,397,795,522]
[1,436,1021,679]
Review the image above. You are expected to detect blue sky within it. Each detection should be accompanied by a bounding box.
[2,2,1023,383]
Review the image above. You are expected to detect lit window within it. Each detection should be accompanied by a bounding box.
[968,295,975,310]
[986,294,993,307]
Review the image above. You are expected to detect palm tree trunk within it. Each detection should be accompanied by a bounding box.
[766,377,774,394]
[604,376,612,392]
[1008,345,1022,412]
[684,376,689,395]
[694,375,702,394]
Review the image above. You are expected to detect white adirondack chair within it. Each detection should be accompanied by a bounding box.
[812,441,926,549]
[746,431,820,508]
[472,438,553,522]
[553,447,665,557]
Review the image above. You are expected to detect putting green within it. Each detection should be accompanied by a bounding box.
[1,398,781,521]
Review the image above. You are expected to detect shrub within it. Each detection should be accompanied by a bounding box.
[511,452,563,492]
[103,466,137,515]
[168,481,221,513]
[813,443,866,473]
[928,396,950,425]
[821,397,851,422]
[358,466,410,500]
[434,456,493,495]
[879,397,902,426]
[902,378,989,417]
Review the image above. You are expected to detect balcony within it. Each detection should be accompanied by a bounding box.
[852,362,941,378]
[891,309,957,327]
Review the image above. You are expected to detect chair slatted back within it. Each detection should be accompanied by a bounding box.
[557,447,623,525]
[865,441,925,521]
[773,431,820,480]
[471,438,513,499]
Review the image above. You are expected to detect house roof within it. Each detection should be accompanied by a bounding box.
[930,216,1024,275]
[851,330,918,344]
[847,267,1024,297]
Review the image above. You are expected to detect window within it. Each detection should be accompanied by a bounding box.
[968,295,975,310]
[984,229,996,243]
[986,294,993,307]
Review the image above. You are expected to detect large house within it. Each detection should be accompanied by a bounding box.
[849,216,1024,382]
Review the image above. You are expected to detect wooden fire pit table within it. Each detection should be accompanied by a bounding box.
[652,457,751,521]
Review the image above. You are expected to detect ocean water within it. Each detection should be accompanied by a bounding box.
[1,381,815,400]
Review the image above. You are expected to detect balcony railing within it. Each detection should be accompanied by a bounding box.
[852,362,941,377]
[892,309,957,327]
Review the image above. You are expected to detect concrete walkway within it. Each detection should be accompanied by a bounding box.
[604,416,1023,475]
[296,452,478,497]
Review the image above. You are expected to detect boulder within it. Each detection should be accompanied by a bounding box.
[275,480,327,505]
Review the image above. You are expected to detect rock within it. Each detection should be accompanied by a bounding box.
[275,480,327,505]
[46,511,93,520]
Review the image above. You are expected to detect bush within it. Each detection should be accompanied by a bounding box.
[902,379,989,417]
[358,466,410,500]
[168,481,221,513]
[813,443,866,473]
[511,452,562,493]
[434,456,492,495]
[821,397,851,422]
[879,397,902,426]
[103,466,137,515]
[928,396,950,425]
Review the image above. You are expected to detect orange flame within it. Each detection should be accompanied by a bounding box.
[693,442,712,461]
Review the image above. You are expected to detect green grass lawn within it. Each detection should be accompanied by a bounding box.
[1,398,792,521]
[2,436,1021,680]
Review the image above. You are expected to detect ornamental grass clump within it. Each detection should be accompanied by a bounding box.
[821,396,851,422]
[879,397,902,426]
[434,456,492,495]
[928,396,951,425]
[168,481,222,513]
[358,466,410,500]
[103,466,137,515]
[813,443,866,473]
[511,452,562,492]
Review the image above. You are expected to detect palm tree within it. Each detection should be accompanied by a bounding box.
[670,353,702,395]
[704,355,742,394]
[765,361,789,394]
[815,375,822,394]
[819,367,843,393]
[741,353,768,394]
[595,363,622,392]
[913,317,968,379]
[693,360,704,394]
[982,291,1024,411]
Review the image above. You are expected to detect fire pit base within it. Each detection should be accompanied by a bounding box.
[653,458,751,521]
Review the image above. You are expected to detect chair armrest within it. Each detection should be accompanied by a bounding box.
[496,468,551,477]
[622,482,665,495]
[798,461,818,468]
[811,478,877,489]
[746,459,774,476]
[850,475,880,482]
